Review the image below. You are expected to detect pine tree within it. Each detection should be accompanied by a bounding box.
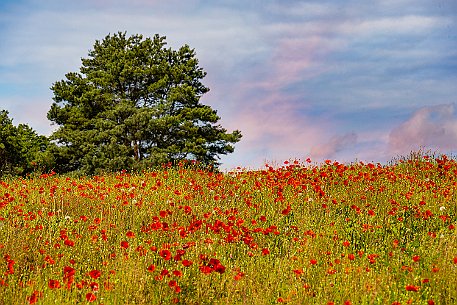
[48,32,241,174]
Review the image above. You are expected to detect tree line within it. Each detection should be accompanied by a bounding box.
[1,32,242,176]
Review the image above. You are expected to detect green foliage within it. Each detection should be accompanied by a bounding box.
[0,110,53,176]
[48,32,242,175]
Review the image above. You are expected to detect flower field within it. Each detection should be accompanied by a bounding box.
[0,155,456,304]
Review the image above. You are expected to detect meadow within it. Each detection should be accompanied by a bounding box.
[0,154,456,304]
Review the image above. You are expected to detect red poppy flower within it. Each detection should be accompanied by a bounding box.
[179,229,187,238]
[126,231,135,238]
[183,205,192,214]
[90,282,99,291]
[261,248,270,255]
[76,281,86,289]
[86,292,96,302]
[412,255,420,262]
[159,249,172,260]
[89,270,101,279]
[405,285,419,292]
[234,272,245,281]
[147,264,156,272]
[27,291,42,304]
[214,264,226,274]
[64,239,75,247]
[310,259,317,265]
[174,249,185,261]
[48,279,61,289]
[120,241,129,249]
[199,265,213,274]
[7,260,15,274]
[44,255,55,265]
[281,205,291,215]
[161,269,170,276]
[182,260,193,267]
[63,266,75,276]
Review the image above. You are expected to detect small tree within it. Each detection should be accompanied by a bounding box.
[48,32,241,174]
[0,110,52,176]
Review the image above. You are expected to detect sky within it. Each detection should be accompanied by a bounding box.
[1,0,456,170]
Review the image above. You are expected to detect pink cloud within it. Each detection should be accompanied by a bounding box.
[247,35,339,92]
[214,25,345,168]
[310,132,358,160]
[388,104,457,155]
[268,38,316,88]
[215,89,335,169]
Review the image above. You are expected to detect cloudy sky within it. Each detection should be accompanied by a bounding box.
[1,0,456,170]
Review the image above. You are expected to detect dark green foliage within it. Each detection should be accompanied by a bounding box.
[0,110,53,176]
[48,32,241,174]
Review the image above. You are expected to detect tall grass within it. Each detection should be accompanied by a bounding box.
[0,155,456,304]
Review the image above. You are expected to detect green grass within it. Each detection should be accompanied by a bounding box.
[0,155,456,304]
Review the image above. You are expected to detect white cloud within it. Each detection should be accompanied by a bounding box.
[339,15,451,38]
[362,15,447,33]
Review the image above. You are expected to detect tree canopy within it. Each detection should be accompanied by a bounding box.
[0,110,52,176]
[47,32,241,174]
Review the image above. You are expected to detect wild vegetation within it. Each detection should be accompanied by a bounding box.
[0,154,456,304]
[0,110,52,176]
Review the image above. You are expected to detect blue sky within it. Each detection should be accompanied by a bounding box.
[1,0,456,170]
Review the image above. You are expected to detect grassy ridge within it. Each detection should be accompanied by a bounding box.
[0,156,456,304]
